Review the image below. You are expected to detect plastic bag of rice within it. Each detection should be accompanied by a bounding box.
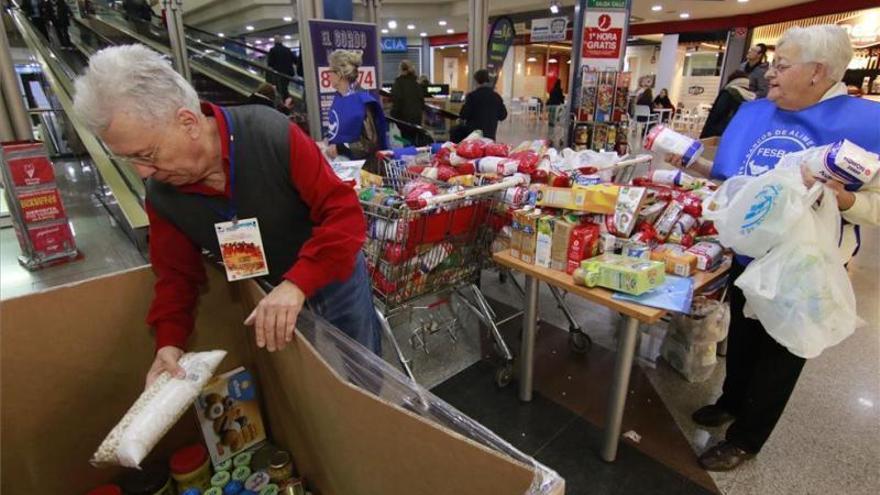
[91,350,227,468]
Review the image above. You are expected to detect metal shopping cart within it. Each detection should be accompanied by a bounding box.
[362,151,525,385]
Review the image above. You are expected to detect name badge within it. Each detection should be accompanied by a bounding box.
[214,218,270,281]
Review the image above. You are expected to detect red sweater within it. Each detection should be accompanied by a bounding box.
[146,102,366,350]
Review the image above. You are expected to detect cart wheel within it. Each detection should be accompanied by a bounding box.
[569,330,592,354]
[495,363,514,388]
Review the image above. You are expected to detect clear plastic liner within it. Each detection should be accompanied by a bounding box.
[292,307,564,494]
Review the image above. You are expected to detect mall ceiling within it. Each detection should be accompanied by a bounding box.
[182,0,819,40]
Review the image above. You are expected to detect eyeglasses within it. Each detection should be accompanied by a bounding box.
[768,60,815,74]
[108,130,167,167]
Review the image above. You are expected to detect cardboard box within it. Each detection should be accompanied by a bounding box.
[536,185,620,214]
[510,208,528,259]
[0,266,564,495]
[535,215,556,269]
[194,367,268,466]
[580,254,666,295]
[566,224,601,274]
[550,220,575,272]
[519,210,542,264]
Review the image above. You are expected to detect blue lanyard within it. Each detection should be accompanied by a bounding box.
[212,107,238,221]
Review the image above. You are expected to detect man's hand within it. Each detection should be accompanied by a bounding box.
[146,345,185,388]
[325,144,339,159]
[244,280,305,352]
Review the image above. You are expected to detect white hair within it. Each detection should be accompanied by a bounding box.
[776,24,853,82]
[73,44,200,133]
[329,49,362,83]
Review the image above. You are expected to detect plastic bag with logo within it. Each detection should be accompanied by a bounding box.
[702,166,811,258]
[735,189,861,358]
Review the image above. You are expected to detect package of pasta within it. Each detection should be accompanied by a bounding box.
[91,350,227,468]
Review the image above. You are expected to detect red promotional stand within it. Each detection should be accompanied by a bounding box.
[0,141,78,270]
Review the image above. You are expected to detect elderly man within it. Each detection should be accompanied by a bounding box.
[73,44,380,386]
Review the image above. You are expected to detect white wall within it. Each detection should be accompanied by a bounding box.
[676,75,721,111]
[624,45,658,91]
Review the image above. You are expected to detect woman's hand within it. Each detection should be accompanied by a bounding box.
[800,164,856,211]
[325,144,339,159]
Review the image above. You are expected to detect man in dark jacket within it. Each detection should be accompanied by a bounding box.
[390,60,425,145]
[457,69,507,141]
[700,71,756,139]
[267,36,295,98]
[741,43,770,98]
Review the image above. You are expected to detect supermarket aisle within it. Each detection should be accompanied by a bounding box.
[0,159,147,300]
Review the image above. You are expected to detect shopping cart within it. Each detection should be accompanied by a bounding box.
[362,153,525,384]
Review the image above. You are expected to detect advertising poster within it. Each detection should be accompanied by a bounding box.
[487,17,516,78]
[308,20,380,138]
[531,17,569,43]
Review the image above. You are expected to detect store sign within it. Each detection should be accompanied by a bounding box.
[308,20,380,138]
[581,11,627,71]
[837,11,880,49]
[531,17,569,42]
[0,141,77,268]
[486,16,516,77]
[381,36,408,53]
[588,0,626,8]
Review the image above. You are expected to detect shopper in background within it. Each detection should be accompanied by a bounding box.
[652,88,675,122]
[246,82,278,109]
[21,0,49,40]
[267,36,295,98]
[546,79,565,146]
[51,0,73,49]
[668,25,880,472]
[700,70,755,139]
[73,45,381,386]
[390,60,425,145]
[635,86,654,107]
[741,43,770,98]
[455,69,507,141]
[322,50,388,173]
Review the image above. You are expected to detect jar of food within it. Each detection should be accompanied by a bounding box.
[86,485,123,495]
[266,451,294,484]
[204,487,223,495]
[232,466,252,482]
[171,443,212,492]
[223,480,244,495]
[120,465,175,495]
[259,485,279,495]
[216,459,233,472]
[211,471,232,488]
[233,452,253,468]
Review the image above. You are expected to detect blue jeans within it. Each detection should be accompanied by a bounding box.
[308,253,381,355]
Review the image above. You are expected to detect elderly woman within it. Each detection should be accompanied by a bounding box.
[323,50,387,174]
[675,25,880,472]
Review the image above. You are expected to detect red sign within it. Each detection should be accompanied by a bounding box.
[6,153,55,187]
[26,221,75,257]
[18,188,66,223]
[583,26,623,58]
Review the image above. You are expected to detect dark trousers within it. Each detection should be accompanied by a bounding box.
[55,24,72,47]
[716,261,806,453]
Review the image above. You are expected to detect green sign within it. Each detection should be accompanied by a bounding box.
[588,0,626,9]
[486,16,516,78]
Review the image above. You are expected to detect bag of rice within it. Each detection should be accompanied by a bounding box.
[91,350,227,468]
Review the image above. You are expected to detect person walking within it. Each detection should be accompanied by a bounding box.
[267,36,295,98]
[741,43,770,98]
[52,0,73,49]
[22,0,50,40]
[390,60,425,145]
[699,70,755,139]
[546,79,565,147]
[455,69,507,141]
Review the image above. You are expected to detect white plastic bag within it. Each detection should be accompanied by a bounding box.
[92,350,227,468]
[735,190,860,358]
[703,167,814,258]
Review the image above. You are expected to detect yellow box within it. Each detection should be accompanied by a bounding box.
[579,254,666,295]
[536,184,619,214]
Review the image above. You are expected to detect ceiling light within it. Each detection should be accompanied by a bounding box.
[459,44,465,48]
[438,20,447,26]
[284,34,292,40]
[446,28,454,34]
[407,24,415,30]
[246,25,255,31]
[461,49,466,53]
[388,20,398,29]
[651,5,662,11]
[738,0,749,3]
[549,58,558,63]
[679,13,690,19]
[283,16,293,22]
[381,28,389,34]
[218,33,225,37]
[420,32,428,37]
[527,56,537,62]
[566,59,571,64]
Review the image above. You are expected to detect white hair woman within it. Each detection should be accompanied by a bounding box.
[678,25,880,472]
[73,44,381,387]
[323,49,388,173]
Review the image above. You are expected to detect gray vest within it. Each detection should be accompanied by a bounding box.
[147,105,314,285]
